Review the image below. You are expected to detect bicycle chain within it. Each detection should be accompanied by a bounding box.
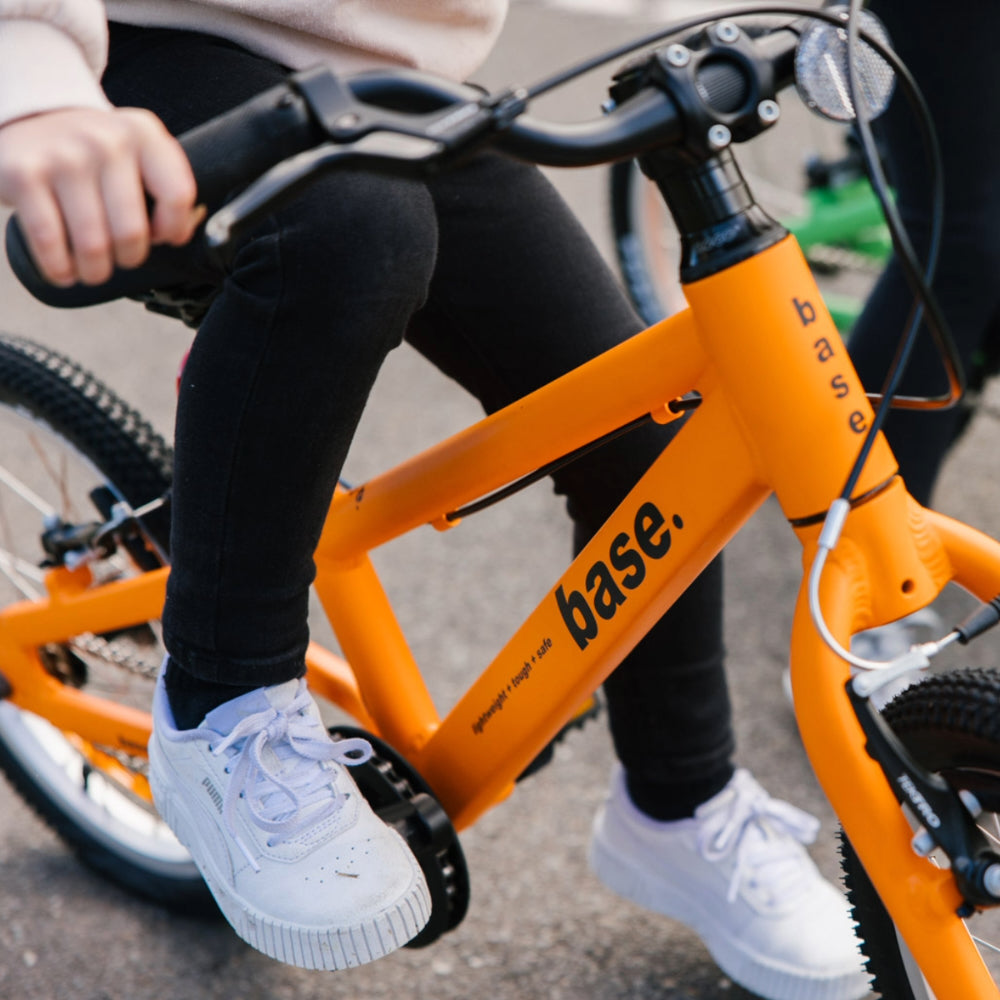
[67,630,161,680]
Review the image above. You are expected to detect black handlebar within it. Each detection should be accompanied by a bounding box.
[5,18,802,310]
[5,81,326,310]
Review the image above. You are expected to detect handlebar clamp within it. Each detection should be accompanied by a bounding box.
[609,22,780,163]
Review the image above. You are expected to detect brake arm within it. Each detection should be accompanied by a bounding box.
[847,680,1000,913]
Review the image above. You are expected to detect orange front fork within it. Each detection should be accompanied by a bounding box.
[685,237,1000,995]
[792,481,1000,998]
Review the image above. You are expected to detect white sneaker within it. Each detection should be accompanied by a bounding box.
[589,766,871,1000]
[148,669,431,969]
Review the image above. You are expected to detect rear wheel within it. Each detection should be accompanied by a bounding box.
[841,668,1000,997]
[0,335,212,913]
[609,159,686,325]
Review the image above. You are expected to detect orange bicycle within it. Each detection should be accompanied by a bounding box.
[3,5,1000,996]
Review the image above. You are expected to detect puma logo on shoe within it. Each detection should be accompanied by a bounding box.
[202,776,224,813]
[150,671,431,969]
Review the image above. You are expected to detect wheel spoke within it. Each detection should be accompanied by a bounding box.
[0,547,45,599]
[842,668,1000,996]
[981,820,1000,850]
[0,460,56,518]
[972,935,1000,957]
[0,337,203,910]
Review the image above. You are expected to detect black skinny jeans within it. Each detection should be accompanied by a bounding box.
[103,24,734,813]
[849,0,1000,507]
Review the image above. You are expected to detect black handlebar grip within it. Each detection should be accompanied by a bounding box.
[4,82,323,309]
[178,82,321,212]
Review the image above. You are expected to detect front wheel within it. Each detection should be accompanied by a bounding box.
[0,335,213,913]
[841,668,1000,997]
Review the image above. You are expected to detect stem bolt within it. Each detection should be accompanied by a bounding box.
[665,44,691,68]
[758,99,781,124]
[715,21,740,44]
[707,124,732,150]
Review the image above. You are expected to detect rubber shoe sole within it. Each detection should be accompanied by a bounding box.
[589,824,869,1000]
[149,739,431,970]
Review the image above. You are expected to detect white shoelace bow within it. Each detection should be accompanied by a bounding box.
[205,686,372,871]
[695,776,821,903]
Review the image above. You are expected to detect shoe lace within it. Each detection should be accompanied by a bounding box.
[695,775,820,904]
[208,685,372,871]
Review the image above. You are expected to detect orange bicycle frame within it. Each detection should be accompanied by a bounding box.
[1,233,999,996]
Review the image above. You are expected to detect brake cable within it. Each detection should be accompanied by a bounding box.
[521,2,960,423]
[519,5,978,663]
[837,0,957,506]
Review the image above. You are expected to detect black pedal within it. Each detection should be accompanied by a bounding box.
[328,726,470,948]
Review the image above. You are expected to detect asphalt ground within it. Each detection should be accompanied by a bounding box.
[3,4,1000,999]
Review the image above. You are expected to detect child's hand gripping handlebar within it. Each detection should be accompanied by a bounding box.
[4,16,808,311]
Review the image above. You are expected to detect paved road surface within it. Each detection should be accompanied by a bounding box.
[2,4,1000,999]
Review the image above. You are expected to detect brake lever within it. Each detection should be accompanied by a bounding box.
[205,67,525,251]
[204,133,446,249]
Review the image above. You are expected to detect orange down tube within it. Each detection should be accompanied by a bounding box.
[407,385,770,829]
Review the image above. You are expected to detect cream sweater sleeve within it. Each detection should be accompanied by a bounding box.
[0,0,111,127]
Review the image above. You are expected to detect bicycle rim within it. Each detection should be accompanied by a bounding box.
[0,336,209,911]
[841,668,1000,998]
[609,159,686,324]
